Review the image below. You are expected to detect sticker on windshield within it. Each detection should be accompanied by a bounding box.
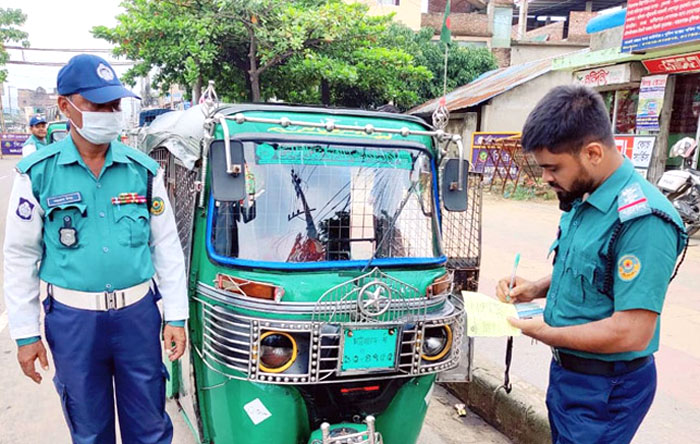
[255,144,414,170]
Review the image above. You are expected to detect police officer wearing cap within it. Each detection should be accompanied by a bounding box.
[495,85,687,444]
[22,115,49,157]
[3,54,188,443]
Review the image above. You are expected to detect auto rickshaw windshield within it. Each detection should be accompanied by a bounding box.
[210,141,442,266]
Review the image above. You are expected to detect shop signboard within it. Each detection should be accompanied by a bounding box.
[470,132,520,180]
[622,0,700,52]
[614,135,655,171]
[574,64,631,88]
[1,133,29,156]
[635,75,668,131]
[642,51,700,74]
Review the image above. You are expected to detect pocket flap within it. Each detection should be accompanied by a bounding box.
[114,205,149,222]
[46,203,87,220]
[569,255,599,284]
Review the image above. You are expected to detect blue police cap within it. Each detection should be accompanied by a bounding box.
[29,115,47,126]
[57,54,140,104]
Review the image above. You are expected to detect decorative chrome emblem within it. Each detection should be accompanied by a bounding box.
[357,281,392,317]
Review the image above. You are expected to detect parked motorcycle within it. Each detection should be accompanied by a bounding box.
[657,137,700,236]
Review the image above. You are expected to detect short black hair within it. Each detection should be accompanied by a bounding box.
[521,85,615,154]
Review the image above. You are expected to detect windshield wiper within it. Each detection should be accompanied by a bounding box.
[361,177,421,273]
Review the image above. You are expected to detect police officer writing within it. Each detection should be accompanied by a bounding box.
[3,54,189,444]
[496,86,686,444]
[22,115,49,157]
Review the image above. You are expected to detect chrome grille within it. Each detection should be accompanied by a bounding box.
[192,288,465,385]
[312,268,428,324]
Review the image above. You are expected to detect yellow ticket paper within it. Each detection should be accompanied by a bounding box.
[462,291,521,337]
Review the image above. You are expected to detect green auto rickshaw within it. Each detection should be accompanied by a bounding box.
[139,94,482,444]
[47,120,68,143]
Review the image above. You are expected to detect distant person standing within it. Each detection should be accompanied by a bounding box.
[22,115,49,157]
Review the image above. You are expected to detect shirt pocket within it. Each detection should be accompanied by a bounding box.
[45,204,88,249]
[568,254,609,305]
[113,205,150,247]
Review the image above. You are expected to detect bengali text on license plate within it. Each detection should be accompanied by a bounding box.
[341,327,397,372]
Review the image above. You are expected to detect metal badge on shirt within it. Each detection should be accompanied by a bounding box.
[59,216,78,248]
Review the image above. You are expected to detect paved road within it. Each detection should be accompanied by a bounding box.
[475,193,700,444]
[0,156,510,444]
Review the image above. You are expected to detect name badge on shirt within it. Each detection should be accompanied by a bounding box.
[47,192,83,208]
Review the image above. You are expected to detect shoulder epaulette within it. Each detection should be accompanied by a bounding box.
[116,142,159,175]
[15,142,64,174]
[617,182,652,223]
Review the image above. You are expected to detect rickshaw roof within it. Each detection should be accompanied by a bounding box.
[137,103,438,170]
[217,103,434,131]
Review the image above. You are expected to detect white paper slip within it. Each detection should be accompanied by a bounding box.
[462,291,521,337]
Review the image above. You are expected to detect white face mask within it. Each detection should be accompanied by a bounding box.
[67,98,123,145]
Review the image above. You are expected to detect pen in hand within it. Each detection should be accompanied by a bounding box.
[506,253,521,303]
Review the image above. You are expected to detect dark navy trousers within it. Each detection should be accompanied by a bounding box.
[546,357,656,444]
[44,290,173,444]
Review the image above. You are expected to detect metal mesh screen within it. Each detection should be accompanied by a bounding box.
[149,147,199,266]
[440,172,483,270]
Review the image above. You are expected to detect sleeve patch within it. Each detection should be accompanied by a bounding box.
[618,254,641,281]
[16,198,35,221]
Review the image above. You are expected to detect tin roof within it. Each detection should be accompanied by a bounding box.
[409,57,554,116]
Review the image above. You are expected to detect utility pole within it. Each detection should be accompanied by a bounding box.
[518,1,528,40]
[0,83,6,133]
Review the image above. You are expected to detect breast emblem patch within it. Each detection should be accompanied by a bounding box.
[618,254,641,281]
[150,197,165,216]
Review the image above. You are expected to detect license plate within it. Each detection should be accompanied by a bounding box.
[341,327,398,372]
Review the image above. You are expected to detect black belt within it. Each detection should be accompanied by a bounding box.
[552,349,651,377]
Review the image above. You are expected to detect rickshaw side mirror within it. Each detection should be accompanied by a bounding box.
[442,159,470,212]
[210,140,247,202]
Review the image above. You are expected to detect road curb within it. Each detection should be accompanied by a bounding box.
[443,362,552,444]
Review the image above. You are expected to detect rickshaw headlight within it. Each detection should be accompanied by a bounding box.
[421,325,452,361]
[259,331,297,373]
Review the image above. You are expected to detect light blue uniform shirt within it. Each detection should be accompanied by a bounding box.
[22,134,48,149]
[17,136,158,292]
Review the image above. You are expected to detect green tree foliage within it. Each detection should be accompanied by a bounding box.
[94,1,495,110]
[0,8,29,83]
[380,24,499,107]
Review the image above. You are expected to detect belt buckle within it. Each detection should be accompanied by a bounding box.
[104,291,118,310]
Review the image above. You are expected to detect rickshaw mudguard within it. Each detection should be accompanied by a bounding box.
[194,357,311,444]
[304,375,434,444]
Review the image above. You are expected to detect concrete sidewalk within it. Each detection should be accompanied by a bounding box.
[443,356,551,444]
